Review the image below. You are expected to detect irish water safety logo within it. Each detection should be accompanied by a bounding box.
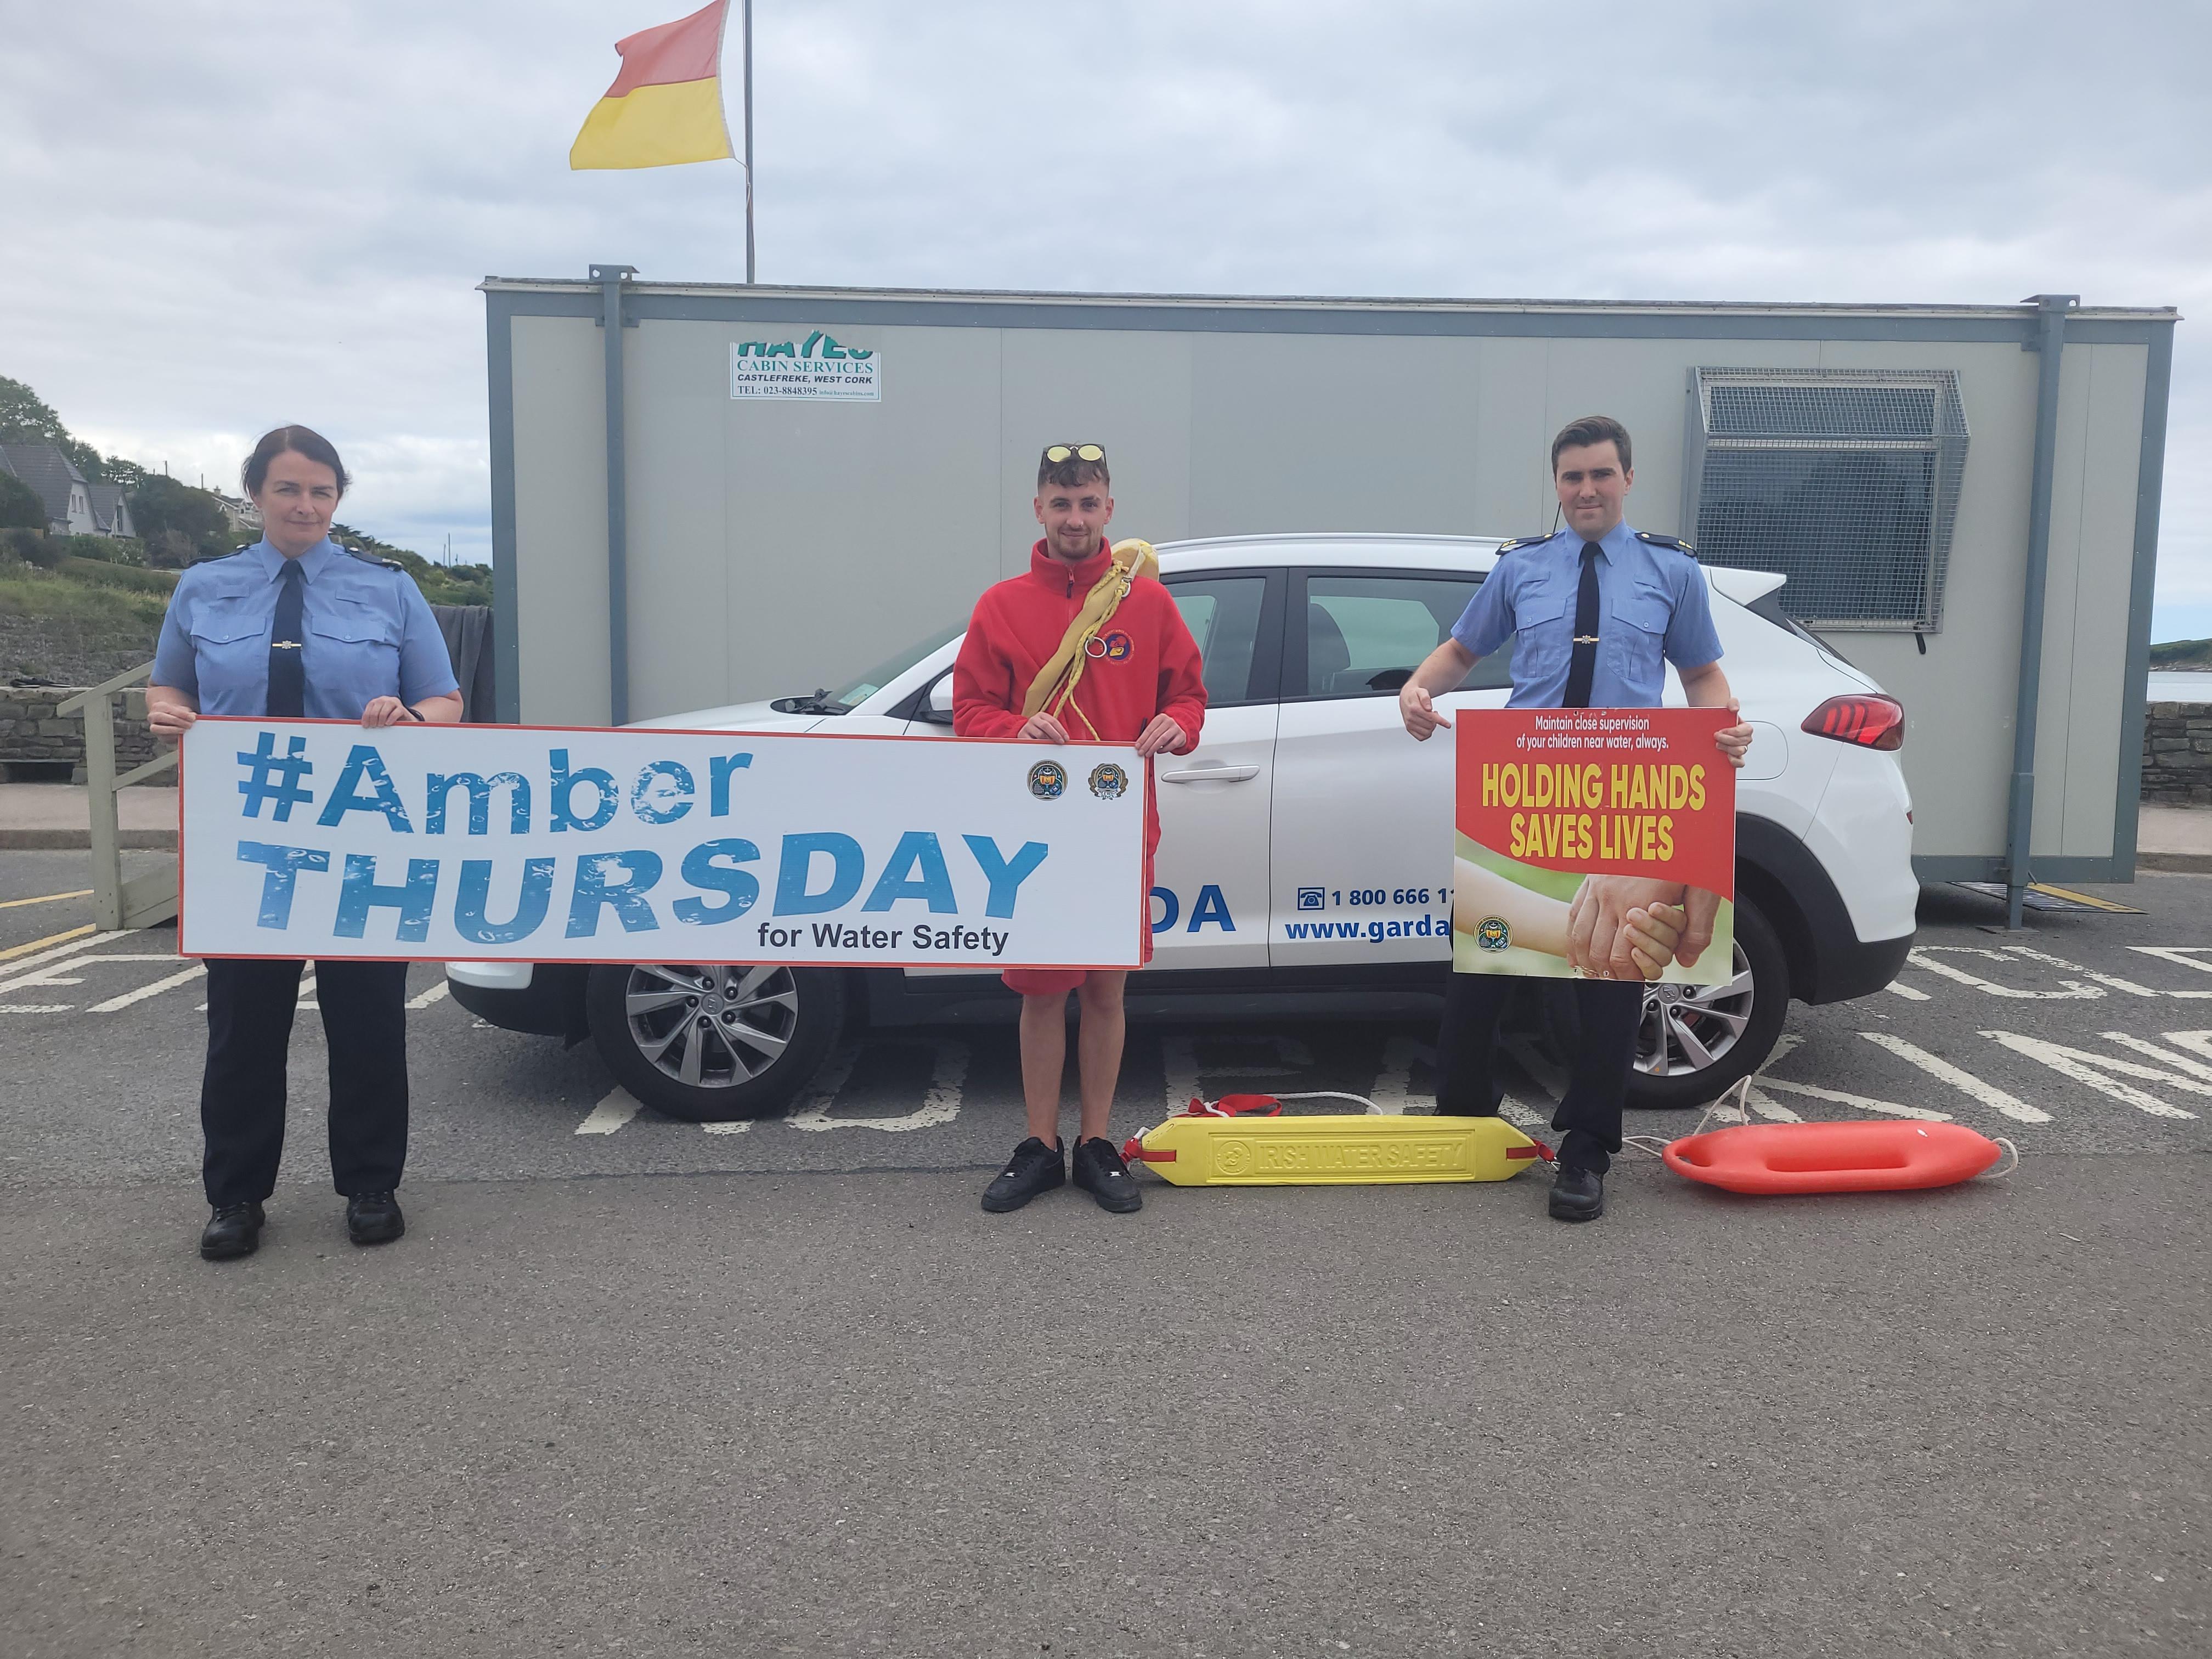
[730,331,880,402]
[1085,629,1134,663]
[1476,916,1511,951]
[1028,760,1068,799]
[1088,763,1129,800]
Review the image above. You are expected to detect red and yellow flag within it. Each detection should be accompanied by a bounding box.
[569,2,735,171]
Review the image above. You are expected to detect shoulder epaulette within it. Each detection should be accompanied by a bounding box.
[189,548,246,566]
[347,548,406,571]
[1496,533,1554,554]
[1635,531,1697,557]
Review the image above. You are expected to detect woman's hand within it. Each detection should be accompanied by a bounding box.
[145,686,198,740]
[361,696,417,728]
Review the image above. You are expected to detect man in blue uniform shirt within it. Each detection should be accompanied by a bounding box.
[1398,415,1753,1222]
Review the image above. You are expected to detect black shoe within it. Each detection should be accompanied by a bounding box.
[1549,1164,1605,1223]
[981,1137,1065,1212]
[199,1201,265,1261]
[346,1190,405,1246]
[1071,1136,1144,1214]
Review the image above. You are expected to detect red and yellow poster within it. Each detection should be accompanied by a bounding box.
[1453,709,1736,984]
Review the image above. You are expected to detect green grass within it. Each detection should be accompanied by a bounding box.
[53,556,178,596]
[2149,638,2212,669]
[0,564,169,631]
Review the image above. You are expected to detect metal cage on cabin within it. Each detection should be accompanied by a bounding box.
[1683,367,1971,631]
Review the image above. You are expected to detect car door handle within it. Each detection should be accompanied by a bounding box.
[1159,764,1260,783]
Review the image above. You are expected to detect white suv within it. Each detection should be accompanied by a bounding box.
[448,534,1918,1116]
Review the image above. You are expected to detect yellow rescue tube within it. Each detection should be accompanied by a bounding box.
[1124,1108,1547,1186]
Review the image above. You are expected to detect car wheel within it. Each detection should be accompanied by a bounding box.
[584,962,845,1122]
[1622,893,1790,1110]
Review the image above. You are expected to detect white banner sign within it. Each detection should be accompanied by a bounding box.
[179,720,1146,967]
[730,332,880,400]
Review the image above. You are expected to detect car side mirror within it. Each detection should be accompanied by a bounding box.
[919,674,956,725]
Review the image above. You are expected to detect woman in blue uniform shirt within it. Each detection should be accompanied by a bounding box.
[148,426,461,1261]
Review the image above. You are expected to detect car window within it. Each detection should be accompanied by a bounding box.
[832,621,964,710]
[1301,575,1513,698]
[1166,577,1267,706]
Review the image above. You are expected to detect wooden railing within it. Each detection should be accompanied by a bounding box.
[57,663,178,932]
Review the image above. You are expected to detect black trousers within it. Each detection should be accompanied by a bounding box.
[1434,973,1644,1171]
[200,957,411,1206]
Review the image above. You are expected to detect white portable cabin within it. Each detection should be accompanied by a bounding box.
[481,274,2175,887]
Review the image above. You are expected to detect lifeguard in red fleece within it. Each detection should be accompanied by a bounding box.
[953,442,1206,1215]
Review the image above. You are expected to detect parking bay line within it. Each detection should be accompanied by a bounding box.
[577,1087,644,1135]
[406,980,450,1011]
[0,925,98,969]
[87,963,205,1013]
[1857,1031,2050,1123]
[0,888,93,911]
[0,939,163,994]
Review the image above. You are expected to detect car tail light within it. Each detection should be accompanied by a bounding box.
[1802,694,1905,751]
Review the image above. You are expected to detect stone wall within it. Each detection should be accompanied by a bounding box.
[0,614,162,689]
[2142,701,2212,805]
[0,686,159,778]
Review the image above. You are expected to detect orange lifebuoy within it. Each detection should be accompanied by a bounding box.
[1662,1119,2004,1195]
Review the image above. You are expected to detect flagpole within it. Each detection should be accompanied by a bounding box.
[742,0,755,283]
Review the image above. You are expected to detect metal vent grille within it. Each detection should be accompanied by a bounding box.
[1684,368,1970,631]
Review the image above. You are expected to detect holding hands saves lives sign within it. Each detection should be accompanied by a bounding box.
[1453,708,1736,985]
[178,720,1147,968]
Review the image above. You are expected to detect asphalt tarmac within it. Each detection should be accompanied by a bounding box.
[3,850,2208,1656]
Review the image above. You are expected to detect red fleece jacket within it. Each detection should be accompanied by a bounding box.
[953,540,1208,849]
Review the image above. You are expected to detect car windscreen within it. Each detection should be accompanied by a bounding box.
[830,622,965,711]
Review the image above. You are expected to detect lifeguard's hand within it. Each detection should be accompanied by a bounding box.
[362,697,416,729]
[147,703,197,739]
[1135,715,1187,758]
[1019,712,1070,743]
[1716,698,1753,769]
[1400,685,1452,741]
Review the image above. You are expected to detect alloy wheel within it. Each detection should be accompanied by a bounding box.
[622,963,800,1090]
[1635,945,1755,1078]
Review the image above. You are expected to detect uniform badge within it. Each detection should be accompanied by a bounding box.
[1085,629,1135,662]
[1088,762,1130,800]
[1027,760,1068,799]
[1476,916,1510,952]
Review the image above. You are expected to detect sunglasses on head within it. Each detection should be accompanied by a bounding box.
[1042,443,1105,465]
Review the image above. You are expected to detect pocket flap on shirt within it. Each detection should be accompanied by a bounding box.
[1515,594,1570,629]
[311,602,397,646]
[1614,584,1673,634]
[188,606,264,646]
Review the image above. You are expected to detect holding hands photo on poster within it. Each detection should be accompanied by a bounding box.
[1453,708,1737,984]
[177,719,1148,969]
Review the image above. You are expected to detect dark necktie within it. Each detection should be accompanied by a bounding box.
[1562,541,1602,709]
[266,560,306,718]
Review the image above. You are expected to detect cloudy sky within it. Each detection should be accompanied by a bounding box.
[7,1,2209,633]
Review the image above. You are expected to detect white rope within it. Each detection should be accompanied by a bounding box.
[1974,1136,2021,1180]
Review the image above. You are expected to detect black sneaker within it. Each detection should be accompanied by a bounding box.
[199,1200,265,1261]
[1071,1137,1143,1214]
[346,1190,405,1246]
[1548,1164,1605,1223]
[981,1137,1064,1212]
